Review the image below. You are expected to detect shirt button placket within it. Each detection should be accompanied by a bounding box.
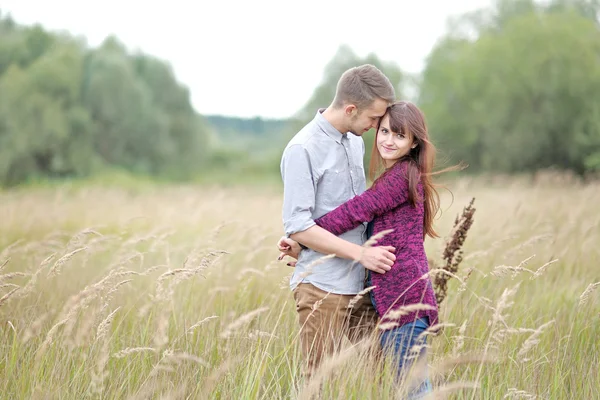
[343,138,355,193]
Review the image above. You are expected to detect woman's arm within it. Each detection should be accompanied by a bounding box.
[315,163,410,235]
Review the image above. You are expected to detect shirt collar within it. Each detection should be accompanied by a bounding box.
[315,108,346,143]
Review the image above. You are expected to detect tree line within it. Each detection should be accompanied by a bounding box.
[0,11,209,186]
[1,0,599,186]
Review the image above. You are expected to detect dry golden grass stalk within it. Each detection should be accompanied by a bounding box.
[426,269,466,286]
[103,279,133,304]
[163,351,209,367]
[47,246,88,277]
[153,306,170,349]
[154,249,228,301]
[112,347,158,359]
[347,285,376,310]
[36,317,69,361]
[22,313,50,344]
[421,322,456,338]
[491,255,559,280]
[0,239,24,260]
[378,304,437,331]
[503,233,553,259]
[73,305,101,349]
[517,320,555,362]
[187,316,219,333]
[220,306,269,338]
[201,356,242,397]
[430,353,497,376]
[299,254,336,279]
[40,253,57,268]
[96,307,120,343]
[0,271,29,283]
[473,283,520,384]
[310,292,330,312]
[18,254,56,298]
[89,308,118,397]
[67,228,103,250]
[247,329,279,340]
[503,387,537,399]
[363,228,394,248]
[579,281,600,307]
[492,284,520,328]
[299,341,367,400]
[530,258,559,279]
[0,287,20,307]
[491,255,536,278]
[0,257,9,272]
[239,267,266,278]
[377,321,408,332]
[433,198,476,305]
[54,267,141,342]
[0,283,19,290]
[454,320,467,352]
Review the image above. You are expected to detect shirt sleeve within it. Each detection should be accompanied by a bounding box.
[280,144,317,236]
[315,163,410,236]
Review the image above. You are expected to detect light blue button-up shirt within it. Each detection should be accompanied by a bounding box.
[280,109,367,294]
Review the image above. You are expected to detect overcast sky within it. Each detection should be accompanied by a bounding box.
[2,0,491,118]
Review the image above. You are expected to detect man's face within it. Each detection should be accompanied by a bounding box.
[348,98,389,136]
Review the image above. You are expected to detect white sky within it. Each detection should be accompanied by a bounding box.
[2,0,491,119]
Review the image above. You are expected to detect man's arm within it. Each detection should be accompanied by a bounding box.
[290,226,394,274]
[281,144,317,236]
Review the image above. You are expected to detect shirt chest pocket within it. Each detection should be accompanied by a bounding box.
[318,168,351,208]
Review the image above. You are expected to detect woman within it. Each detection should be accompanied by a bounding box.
[279,101,443,397]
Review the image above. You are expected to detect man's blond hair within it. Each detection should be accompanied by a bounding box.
[332,64,395,110]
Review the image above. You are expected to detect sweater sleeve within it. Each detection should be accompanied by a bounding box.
[315,162,410,236]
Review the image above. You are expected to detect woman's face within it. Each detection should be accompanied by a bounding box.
[376,114,416,167]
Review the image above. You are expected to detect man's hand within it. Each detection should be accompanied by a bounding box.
[358,246,396,274]
[277,236,302,266]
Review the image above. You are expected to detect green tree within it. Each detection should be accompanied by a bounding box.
[81,38,170,175]
[419,1,600,174]
[0,15,211,186]
[0,40,95,184]
[132,52,209,178]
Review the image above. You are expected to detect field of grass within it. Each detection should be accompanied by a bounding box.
[0,174,599,399]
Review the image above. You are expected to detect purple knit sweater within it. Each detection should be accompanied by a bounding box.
[315,160,438,328]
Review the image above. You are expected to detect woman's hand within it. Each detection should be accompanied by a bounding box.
[277,236,302,266]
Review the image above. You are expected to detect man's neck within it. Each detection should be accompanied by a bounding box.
[322,107,347,134]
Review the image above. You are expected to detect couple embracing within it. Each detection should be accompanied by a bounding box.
[278,64,443,397]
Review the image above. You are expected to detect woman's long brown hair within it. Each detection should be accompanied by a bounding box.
[368,101,449,239]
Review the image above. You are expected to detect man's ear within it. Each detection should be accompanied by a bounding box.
[344,104,357,116]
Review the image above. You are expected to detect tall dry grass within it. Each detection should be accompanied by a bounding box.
[0,175,599,399]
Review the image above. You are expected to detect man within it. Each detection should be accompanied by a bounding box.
[280,64,397,378]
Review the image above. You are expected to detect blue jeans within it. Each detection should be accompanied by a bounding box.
[381,318,432,398]
[366,271,432,398]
